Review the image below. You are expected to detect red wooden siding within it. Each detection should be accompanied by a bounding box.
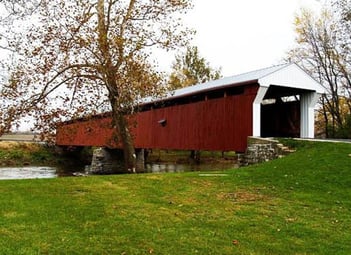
[56,84,259,152]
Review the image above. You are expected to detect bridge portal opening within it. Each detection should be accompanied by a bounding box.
[260,85,310,138]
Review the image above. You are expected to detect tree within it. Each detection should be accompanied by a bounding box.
[287,2,351,138]
[0,0,193,172]
[168,46,222,90]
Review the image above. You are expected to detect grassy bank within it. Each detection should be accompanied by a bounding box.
[0,140,350,254]
[0,141,91,169]
[0,142,58,166]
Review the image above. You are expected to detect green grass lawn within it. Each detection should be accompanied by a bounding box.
[0,140,350,254]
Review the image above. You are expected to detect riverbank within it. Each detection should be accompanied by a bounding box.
[0,141,91,177]
[0,140,350,254]
[0,141,59,167]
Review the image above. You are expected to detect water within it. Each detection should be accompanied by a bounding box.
[145,162,237,173]
[0,161,237,180]
[0,166,57,180]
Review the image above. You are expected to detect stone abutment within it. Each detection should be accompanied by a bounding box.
[238,137,295,166]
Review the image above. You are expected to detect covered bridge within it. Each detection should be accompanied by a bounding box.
[56,63,325,152]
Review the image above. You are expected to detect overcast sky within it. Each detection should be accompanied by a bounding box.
[159,0,322,76]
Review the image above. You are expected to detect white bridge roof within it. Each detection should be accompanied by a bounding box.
[144,63,325,104]
[175,62,324,96]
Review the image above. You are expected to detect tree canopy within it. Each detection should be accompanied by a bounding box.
[0,0,193,171]
[168,46,222,90]
[287,1,351,138]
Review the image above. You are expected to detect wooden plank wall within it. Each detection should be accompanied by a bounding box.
[56,84,259,152]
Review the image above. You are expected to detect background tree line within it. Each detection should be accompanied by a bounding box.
[288,0,351,138]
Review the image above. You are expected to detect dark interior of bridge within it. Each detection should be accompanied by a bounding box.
[260,85,304,138]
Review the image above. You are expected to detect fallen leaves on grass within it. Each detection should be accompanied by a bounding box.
[218,190,266,203]
[232,239,239,245]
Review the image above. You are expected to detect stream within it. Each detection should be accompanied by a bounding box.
[0,166,58,180]
[0,161,237,180]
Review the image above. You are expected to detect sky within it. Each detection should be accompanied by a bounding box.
[159,0,322,77]
[0,1,322,77]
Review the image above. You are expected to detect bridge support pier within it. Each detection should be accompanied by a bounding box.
[88,147,146,174]
[88,147,124,174]
[136,149,145,172]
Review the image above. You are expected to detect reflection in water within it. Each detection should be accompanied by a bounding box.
[146,163,187,173]
[145,162,237,173]
[0,166,57,180]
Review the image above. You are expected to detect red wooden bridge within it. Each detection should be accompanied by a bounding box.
[56,63,324,153]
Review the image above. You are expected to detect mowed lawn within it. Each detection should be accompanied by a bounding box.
[0,141,350,254]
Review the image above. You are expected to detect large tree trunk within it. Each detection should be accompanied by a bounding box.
[113,110,137,173]
[110,96,138,172]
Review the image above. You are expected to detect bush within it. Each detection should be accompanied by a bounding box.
[0,142,58,166]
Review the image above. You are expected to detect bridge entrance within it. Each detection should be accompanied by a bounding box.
[260,85,315,138]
